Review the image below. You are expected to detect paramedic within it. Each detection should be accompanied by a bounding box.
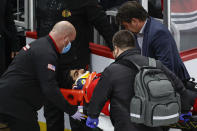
[0,21,84,131]
[86,30,196,131]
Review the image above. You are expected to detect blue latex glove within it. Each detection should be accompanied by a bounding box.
[180,112,192,123]
[86,116,99,128]
[71,106,85,121]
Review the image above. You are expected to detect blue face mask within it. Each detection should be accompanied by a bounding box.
[61,42,71,54]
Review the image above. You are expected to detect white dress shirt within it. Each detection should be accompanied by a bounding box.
[137,20,147,51]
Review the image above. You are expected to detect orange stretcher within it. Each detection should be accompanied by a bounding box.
[60,72,97,106]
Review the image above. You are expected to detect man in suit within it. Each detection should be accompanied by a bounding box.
[0,0,19,76]
[116,1,190,83]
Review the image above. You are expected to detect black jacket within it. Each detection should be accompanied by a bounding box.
[0,36,77,122]
[87,48,196,131]
[0,0,18,51]
[99,0,131,10]
[36,0,114,69]
[59,3,114,68]
[36,0,68,38]
[64,0,98,10]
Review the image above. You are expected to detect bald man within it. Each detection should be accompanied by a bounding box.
[0,21,84,131]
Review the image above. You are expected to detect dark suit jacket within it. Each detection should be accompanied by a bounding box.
[138,17,190,81]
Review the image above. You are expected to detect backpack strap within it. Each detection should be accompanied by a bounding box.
[148,58,157,67]
[115,59,140,71]
[116,56,157,70]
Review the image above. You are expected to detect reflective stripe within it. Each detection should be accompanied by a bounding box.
[0,123,9,129]
[26,44,30,49]
[130,113,141,118]
[153,113,179,120]
[130,113,179,120]
[23,47,27,51]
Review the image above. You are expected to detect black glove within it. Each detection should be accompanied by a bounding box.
[181,89,197,112]
[184,78,197,92]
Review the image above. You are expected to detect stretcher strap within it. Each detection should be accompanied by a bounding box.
[83,72,97,103]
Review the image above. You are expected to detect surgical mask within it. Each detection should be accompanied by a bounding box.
[61,42,71,54]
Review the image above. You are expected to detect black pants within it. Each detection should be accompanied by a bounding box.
[44,101,64,131]
[0,114,40,131]
[0,35,12,77]
[69,116,100,131]
[44,101,98,131]
[0,35,6,76]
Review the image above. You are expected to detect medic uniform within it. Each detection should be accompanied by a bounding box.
[0,35,77,130]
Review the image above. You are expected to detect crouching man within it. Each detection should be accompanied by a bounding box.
[0,21,84,131]
[86,30,197,131]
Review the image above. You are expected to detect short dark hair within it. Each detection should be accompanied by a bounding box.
[112,30,135,49]
[116,1,149,24]
[59,68,74,89]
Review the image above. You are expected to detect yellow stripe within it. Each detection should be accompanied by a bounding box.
[64,129,71,131]
[38,121,71,131]
[38,122,46,131]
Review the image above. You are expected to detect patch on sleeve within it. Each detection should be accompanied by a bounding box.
[47,64,56,72]
[23,44,31,51]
